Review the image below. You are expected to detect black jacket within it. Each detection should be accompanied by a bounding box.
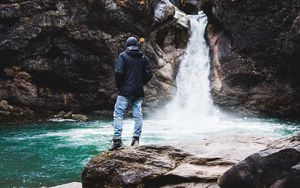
[115,46,153,97]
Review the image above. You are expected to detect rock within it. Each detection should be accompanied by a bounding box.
[71,113,88,121]
[166,162,230,181]
[3,67,16,78]
[218,132,300,188]
[162,183,220,188]
[0,106,37,122]
[52,111,87,121]
[20,108,35,116]
[175,134,273,162]
[11,77,38,106]
[0,110,10,116]
[63,111,73,118]
[157,62,175,82]
[81,134,300,188]
[154,0,176,24]
[204,0,300,118]
[15,71,31,81]
[0,0,190,122]
[174,7,190,29]
[0,100,14,112]
[54,111,66,118]
[82,145,235,188]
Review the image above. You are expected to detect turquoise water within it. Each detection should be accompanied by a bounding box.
[0,119,169,187]
[0,117,300,187]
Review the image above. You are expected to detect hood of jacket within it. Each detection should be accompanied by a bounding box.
[126,46,143,58]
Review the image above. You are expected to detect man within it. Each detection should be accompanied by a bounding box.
[109,36,153,151]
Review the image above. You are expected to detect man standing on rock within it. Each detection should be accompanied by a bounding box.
[109,37,153,151]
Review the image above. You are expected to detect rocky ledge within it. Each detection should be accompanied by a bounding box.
[82,145,227,188]
[81,134,299,188]
[82,133,299,188]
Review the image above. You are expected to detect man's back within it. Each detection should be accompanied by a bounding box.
[115,46,152,97]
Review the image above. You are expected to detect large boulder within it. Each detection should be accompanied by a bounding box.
[82,145,232,188]
[0,0,190,121]
[82,135,272,188]
[204,0,300,118]
[218,133,300,188]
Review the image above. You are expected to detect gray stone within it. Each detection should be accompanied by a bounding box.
[154,0,176,24]
[175,134,273,162]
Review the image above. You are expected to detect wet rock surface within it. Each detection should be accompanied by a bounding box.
[0,0,190,122]
[204,0,300,118]
[218,132,300,188]
[175,134,273,162]
[82,145,226,188]
[81,134,272,188]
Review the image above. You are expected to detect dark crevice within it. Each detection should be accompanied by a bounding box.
[180,4,199,15]
[0,17,20,34]
[0,49,20,69]
[143,175,216,188]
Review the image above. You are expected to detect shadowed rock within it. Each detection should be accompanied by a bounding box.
[218,132,300,188]
[204,0,300,118]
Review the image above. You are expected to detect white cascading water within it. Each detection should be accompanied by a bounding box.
[145,12,231,137]
[165,12,217,120]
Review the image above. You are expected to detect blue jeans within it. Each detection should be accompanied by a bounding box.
[113,95,143,139]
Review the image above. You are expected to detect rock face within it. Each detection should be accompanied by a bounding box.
[0,0,190,122]
[82,145,232,188]
[218,133,300,188]
[203,0,300,118]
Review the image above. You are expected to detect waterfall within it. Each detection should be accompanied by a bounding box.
[146,11,298,138]
[164,12,219,121]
